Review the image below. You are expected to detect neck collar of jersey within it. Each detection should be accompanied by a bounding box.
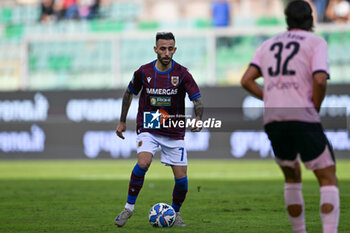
[289,28,307,32]
[153,60,175,74]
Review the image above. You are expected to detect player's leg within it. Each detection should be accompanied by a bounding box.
[171,165,188,211]
[279,162,306,233]
[126,152,152,211]
[265,122,306,233]
[159,137,188,226]
[301,125,339,233]
[114,152,152,227]
[314,165,339,233]
[115,133,158,227]
[171,165,188,227]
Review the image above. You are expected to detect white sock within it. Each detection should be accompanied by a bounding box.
[284,183,306,233]
[320,186,339,233]
[125,203,135,212]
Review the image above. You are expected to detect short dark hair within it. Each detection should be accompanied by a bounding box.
[285,0,313,31]
[156,32,175,42]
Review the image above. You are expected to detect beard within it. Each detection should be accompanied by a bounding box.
[158,55,172,66]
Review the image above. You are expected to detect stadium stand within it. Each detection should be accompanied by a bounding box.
[0,0,349,91]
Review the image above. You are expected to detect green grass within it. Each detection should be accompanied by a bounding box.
[0,160,349,233]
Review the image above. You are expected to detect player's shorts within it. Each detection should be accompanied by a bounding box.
[136,132,187,166]
[264,121,335,170]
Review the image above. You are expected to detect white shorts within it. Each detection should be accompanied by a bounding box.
[136,132,187,166]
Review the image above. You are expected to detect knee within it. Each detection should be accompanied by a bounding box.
[282,166,301,183]
[137,152,152,169]
[321,203,334,214]
[315,166,338,186]
[138,159,151,169]
[175,171,187,179]
[319,177,338,186]
[138,161,150,169]
[287,204,303,217]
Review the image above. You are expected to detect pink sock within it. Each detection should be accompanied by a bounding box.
[284,183,306,233]
[320,186,339,233]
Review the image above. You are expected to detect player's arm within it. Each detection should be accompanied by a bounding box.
[312,72,327,112]
[240,65,263,100]
[191,98,203,132]
[116,88,134,139]
[183,68,203,132]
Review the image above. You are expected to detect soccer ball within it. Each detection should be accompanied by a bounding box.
[148,203,176,227]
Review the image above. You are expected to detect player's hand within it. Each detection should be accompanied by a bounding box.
[116,122,127,139]
[191,116,202,132]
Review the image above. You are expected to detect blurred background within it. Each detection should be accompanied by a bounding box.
[1,0,350,90]
[0,0,350,159]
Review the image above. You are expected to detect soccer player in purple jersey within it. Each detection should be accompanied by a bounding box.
[241,1,339,233]
[114,32,203,227]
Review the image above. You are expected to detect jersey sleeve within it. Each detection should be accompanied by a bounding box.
[183,69,201,101]
[312,39,330,78]
[128,68,143,95]
[250,45,263,73]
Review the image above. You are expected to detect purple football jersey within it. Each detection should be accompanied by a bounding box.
[128,60,201,139]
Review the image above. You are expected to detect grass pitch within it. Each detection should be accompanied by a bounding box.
[0,160,349,233]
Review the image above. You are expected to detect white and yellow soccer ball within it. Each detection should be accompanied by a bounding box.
[148,203,176,227]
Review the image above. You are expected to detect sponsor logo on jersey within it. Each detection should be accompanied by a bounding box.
[147,77,152,83]
[267,81,299,91]
[150,96,171,106]
[150,97,157,105]
[146,88,178,95]
[171,76,179,86]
